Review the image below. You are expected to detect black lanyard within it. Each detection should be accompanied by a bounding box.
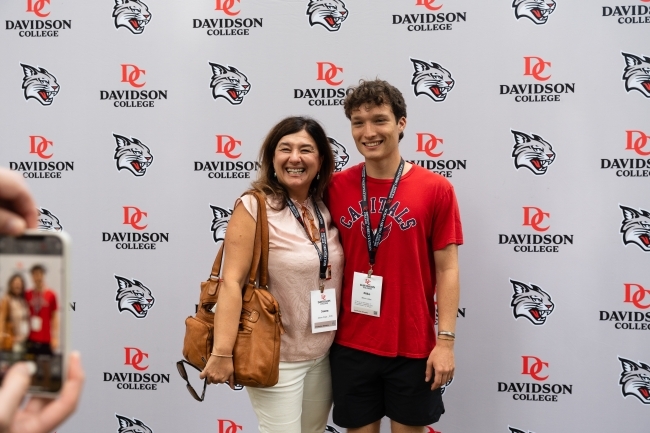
[361,159,405,273]
[286,198,329,281]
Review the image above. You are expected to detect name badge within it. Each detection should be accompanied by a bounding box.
[31,316,43,332]
[311,288,337,333]
[351,272,383,317]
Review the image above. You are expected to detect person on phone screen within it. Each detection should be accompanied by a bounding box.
[25,265,58,356]
[0,274,30,354]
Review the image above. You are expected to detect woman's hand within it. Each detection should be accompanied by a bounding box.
[199,355,236,390]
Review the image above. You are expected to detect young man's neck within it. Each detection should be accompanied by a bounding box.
[364,153,411,179]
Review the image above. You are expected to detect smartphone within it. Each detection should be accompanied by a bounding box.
[0,230,69,396]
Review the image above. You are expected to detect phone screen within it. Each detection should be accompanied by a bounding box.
[0,233,66,394]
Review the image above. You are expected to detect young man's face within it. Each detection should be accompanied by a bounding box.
[349,103,406,164]
[31,269,44,287]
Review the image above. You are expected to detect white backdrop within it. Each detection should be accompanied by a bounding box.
[1,1,649,432]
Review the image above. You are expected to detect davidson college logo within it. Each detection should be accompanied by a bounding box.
[511,130,556,175]
[20,63,60,106]
[306,0,348,32]
[193,0,263,36]
[100,64,168,108]
[115,275,155,318]
[194,135,261,178]
[512,0,556,25]
[621,52,650,99]
[411,58,455,102]
[498,355,573,402]
[500,56,575,102]
[392,0,467,32]
[5,0,72,37]
[408,132,467,178]
[619,205,650,251]
[499,207,574,252]
[618,356,650,404]
[599,283,650,330]
[294,62,350,106]
[102,206,169,250]
[113,0,152,34]
[9,135,74,179]
[602,3,650,25]
[600,130,650,178]
[510,279,554,325]
[104,347,170,390]
[113,134,153,176]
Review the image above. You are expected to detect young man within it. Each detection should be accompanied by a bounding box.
[326,80,463,433]
[26,264,59,355]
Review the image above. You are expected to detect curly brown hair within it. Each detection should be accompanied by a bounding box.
[343,79,407,141]
[251,116,334,209]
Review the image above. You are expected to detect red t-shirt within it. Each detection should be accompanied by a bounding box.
[326,163,463,358]
[25,289,57,344]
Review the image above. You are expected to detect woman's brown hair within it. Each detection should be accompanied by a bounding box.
[251,116,334,208]
[6,274,25,298]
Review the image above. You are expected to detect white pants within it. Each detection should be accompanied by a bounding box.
[246,353,332,433]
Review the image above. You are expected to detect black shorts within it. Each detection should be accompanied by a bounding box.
[329,343,444,428]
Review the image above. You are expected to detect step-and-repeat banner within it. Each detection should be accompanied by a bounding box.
[1,0,648,432]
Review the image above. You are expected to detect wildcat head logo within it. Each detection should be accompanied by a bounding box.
[509,428,536,433]
[20,63,60,106]
[116,414,153,433]
[306,0,348,32]
[328,137,349,172]
[618,356,650,404]
[210,205,233,243]
[511,130,556,175]
[512,0,556,25]
[619,205,650,251]
[325,425,342,433]
[510,279,554,325]
[37,208,63,232]
[440,377,453,395]
[113,0,152,34]
[410,58,454,102]
[113,134,153,177]
[209,62,251,105]
[115,275,155,319]
[621,52,650,98]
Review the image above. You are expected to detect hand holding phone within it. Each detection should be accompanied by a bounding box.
[0,351,84,433]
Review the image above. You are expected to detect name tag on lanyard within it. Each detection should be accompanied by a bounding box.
[311,288,337,333]
[351,272,383,317]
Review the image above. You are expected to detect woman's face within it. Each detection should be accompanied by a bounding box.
[9,277,23,296]
[272,129,323,200]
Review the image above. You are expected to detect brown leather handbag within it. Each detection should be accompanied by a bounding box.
[182,191,284,389]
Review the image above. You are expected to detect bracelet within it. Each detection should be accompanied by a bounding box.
[211,352,233,358]
[438,331,455,339]
[438,337,455,341]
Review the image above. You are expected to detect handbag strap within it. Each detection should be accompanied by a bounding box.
[207,191,269,289]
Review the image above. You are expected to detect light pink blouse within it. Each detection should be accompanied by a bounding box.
[238,194,343,362]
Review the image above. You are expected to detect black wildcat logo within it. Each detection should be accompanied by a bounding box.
[210,205,233,243]
[37,207,63,231]
[618,356,650,404]
[116,414,153,433]
[510,279,554,325]
[511,130,556,175]
[115,275,155,319]
[20,63,60,106]
[328,137,349,172]
[619,205,650,252]
[621,52,650,99]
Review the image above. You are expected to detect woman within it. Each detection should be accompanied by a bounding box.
[0,274,30,354]
[200,117,343,433]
